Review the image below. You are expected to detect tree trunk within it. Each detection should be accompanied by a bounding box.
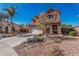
[11,17,15,35]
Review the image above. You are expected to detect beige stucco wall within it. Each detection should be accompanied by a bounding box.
[53,11,60,20]
[13,24,20,32]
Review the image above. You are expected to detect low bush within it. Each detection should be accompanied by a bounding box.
[26,38,33,43]
[26,36,45,43]
[69,31,77,36]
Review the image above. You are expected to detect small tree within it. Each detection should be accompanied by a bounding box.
[38,13,51,34]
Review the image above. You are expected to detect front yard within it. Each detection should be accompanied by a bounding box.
[13,35,63,56]
[13,35,79,56]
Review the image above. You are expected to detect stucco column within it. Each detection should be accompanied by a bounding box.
[57,25,61,35]
[50,26,53,35]
[29,25,32,33]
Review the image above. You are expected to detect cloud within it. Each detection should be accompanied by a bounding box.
[15,22,21,25]
[76,15,79,18]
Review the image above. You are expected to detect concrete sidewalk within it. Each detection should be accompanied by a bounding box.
[0,42,17,56]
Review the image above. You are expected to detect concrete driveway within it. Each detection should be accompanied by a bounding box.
[0,34,33,47]
[0,30,41,56]
[0,33,32,56]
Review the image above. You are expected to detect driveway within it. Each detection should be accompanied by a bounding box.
[0,34,33,47]
[32,29,43,35]
[0,30,41,56]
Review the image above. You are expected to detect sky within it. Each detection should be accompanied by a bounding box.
[0,3,79,26]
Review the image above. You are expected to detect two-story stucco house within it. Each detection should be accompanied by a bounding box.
[31,8,61,35]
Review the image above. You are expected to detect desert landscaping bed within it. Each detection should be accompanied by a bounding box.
[59,38,79,56]
[14,35,64,56]
[14,35,79,56]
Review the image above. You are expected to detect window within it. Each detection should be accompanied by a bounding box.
[48,13,54,19]
[49,14,53,19]
[0,26,2,30]
[33,19,36,23]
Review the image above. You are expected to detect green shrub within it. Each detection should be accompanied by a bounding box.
[26,38,33,43]
[69,31,77,36]
[26,36,44,43]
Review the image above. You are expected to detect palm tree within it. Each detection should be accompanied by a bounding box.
[61,24,67,28]
[3,6,17,34]
[61,24,73,28]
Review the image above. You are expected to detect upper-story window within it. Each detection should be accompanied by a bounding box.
[48,13,54,20]
[33,19,36,23]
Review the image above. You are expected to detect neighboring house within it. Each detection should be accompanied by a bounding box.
[20,25,31,33]
[31,8,61,35]
[0,21,19,33]
[0,21,30,34]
